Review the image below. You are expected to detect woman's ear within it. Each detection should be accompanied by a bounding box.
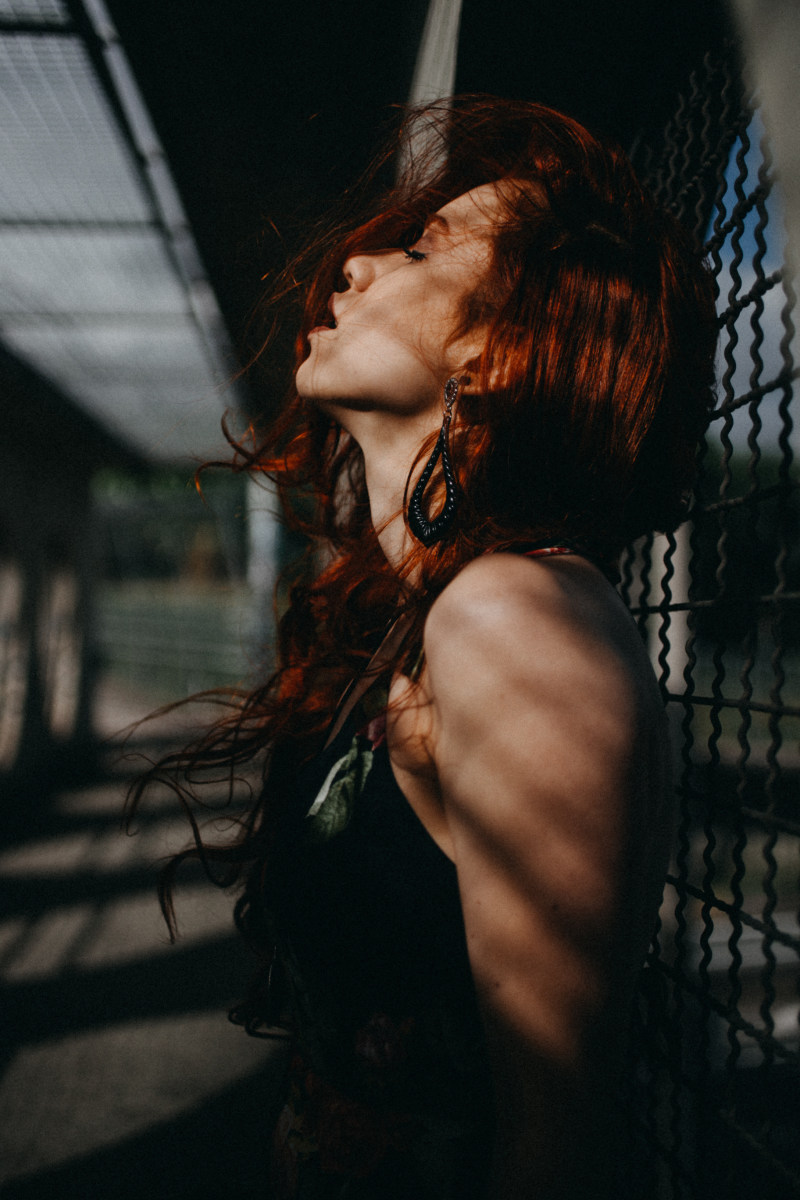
[452,337,502,395]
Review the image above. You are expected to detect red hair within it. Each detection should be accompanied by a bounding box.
[130,98,716,978]
[246,97,715,592]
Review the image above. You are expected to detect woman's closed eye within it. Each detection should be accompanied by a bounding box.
[403,247,427,262]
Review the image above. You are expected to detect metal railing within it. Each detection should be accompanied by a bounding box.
[620,42,800,1200]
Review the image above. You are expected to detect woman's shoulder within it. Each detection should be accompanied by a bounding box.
[426,551,632,655]
[430,549,587,612]
[423,551,658,726]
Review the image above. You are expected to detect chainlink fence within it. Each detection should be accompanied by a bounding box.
[619,40,800,1200]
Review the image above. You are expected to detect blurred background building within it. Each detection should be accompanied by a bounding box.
[0,1,798,1197]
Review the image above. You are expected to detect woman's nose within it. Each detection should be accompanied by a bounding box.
[341,252,376,292]
[341,249,396,292]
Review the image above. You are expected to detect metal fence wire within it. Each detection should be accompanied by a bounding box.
[619,41,800,1200]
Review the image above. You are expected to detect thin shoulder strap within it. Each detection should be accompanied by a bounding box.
[523,543,620,585]
[523,545,575,559]
[323,613,412,750]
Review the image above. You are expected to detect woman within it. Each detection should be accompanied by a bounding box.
[140,98,716,1198]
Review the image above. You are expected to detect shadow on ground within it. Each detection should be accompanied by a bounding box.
[0,691,286,1200]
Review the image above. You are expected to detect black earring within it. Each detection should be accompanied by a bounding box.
[408,376,460,547]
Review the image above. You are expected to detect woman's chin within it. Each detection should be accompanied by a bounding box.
[294,357,315,399]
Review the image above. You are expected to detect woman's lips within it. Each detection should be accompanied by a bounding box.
[309,298,338,337]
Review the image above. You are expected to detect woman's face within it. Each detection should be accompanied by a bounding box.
[295,183,505,418]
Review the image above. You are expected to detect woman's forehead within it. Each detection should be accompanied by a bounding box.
[433,179,541,237]
[435,182,509,234]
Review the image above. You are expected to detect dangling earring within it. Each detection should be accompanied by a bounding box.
[408,376,460,547]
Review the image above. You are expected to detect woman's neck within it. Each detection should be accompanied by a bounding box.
[345,407,441,570]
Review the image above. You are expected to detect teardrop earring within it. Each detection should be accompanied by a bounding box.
[407,376,460,547]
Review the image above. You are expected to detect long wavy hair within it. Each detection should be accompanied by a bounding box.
[129,97,717,1020]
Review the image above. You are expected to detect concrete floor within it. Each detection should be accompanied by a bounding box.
[0,679,287,1199]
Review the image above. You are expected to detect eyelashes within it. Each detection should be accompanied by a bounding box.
[402,247,426,262]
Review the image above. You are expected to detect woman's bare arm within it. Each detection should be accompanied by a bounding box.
[423,553,670,1199]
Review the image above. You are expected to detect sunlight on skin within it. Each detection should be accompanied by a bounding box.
[289,174,677,1195]
[296,184,504,416]
[462,866,607,1062]
[386,552,673,1197]
[296,183,511,569]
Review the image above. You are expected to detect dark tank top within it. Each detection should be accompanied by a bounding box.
[266,547,576,1199]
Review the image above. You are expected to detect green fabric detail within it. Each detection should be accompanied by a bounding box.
[305,736,374,843]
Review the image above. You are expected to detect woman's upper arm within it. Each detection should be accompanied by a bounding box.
[423,555,651,1195]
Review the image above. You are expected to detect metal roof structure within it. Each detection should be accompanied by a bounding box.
[0,0,237,463]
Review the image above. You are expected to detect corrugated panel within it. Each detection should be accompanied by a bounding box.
[0,8,236,462]
[0,36,150,221]
[0,0,69,24]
